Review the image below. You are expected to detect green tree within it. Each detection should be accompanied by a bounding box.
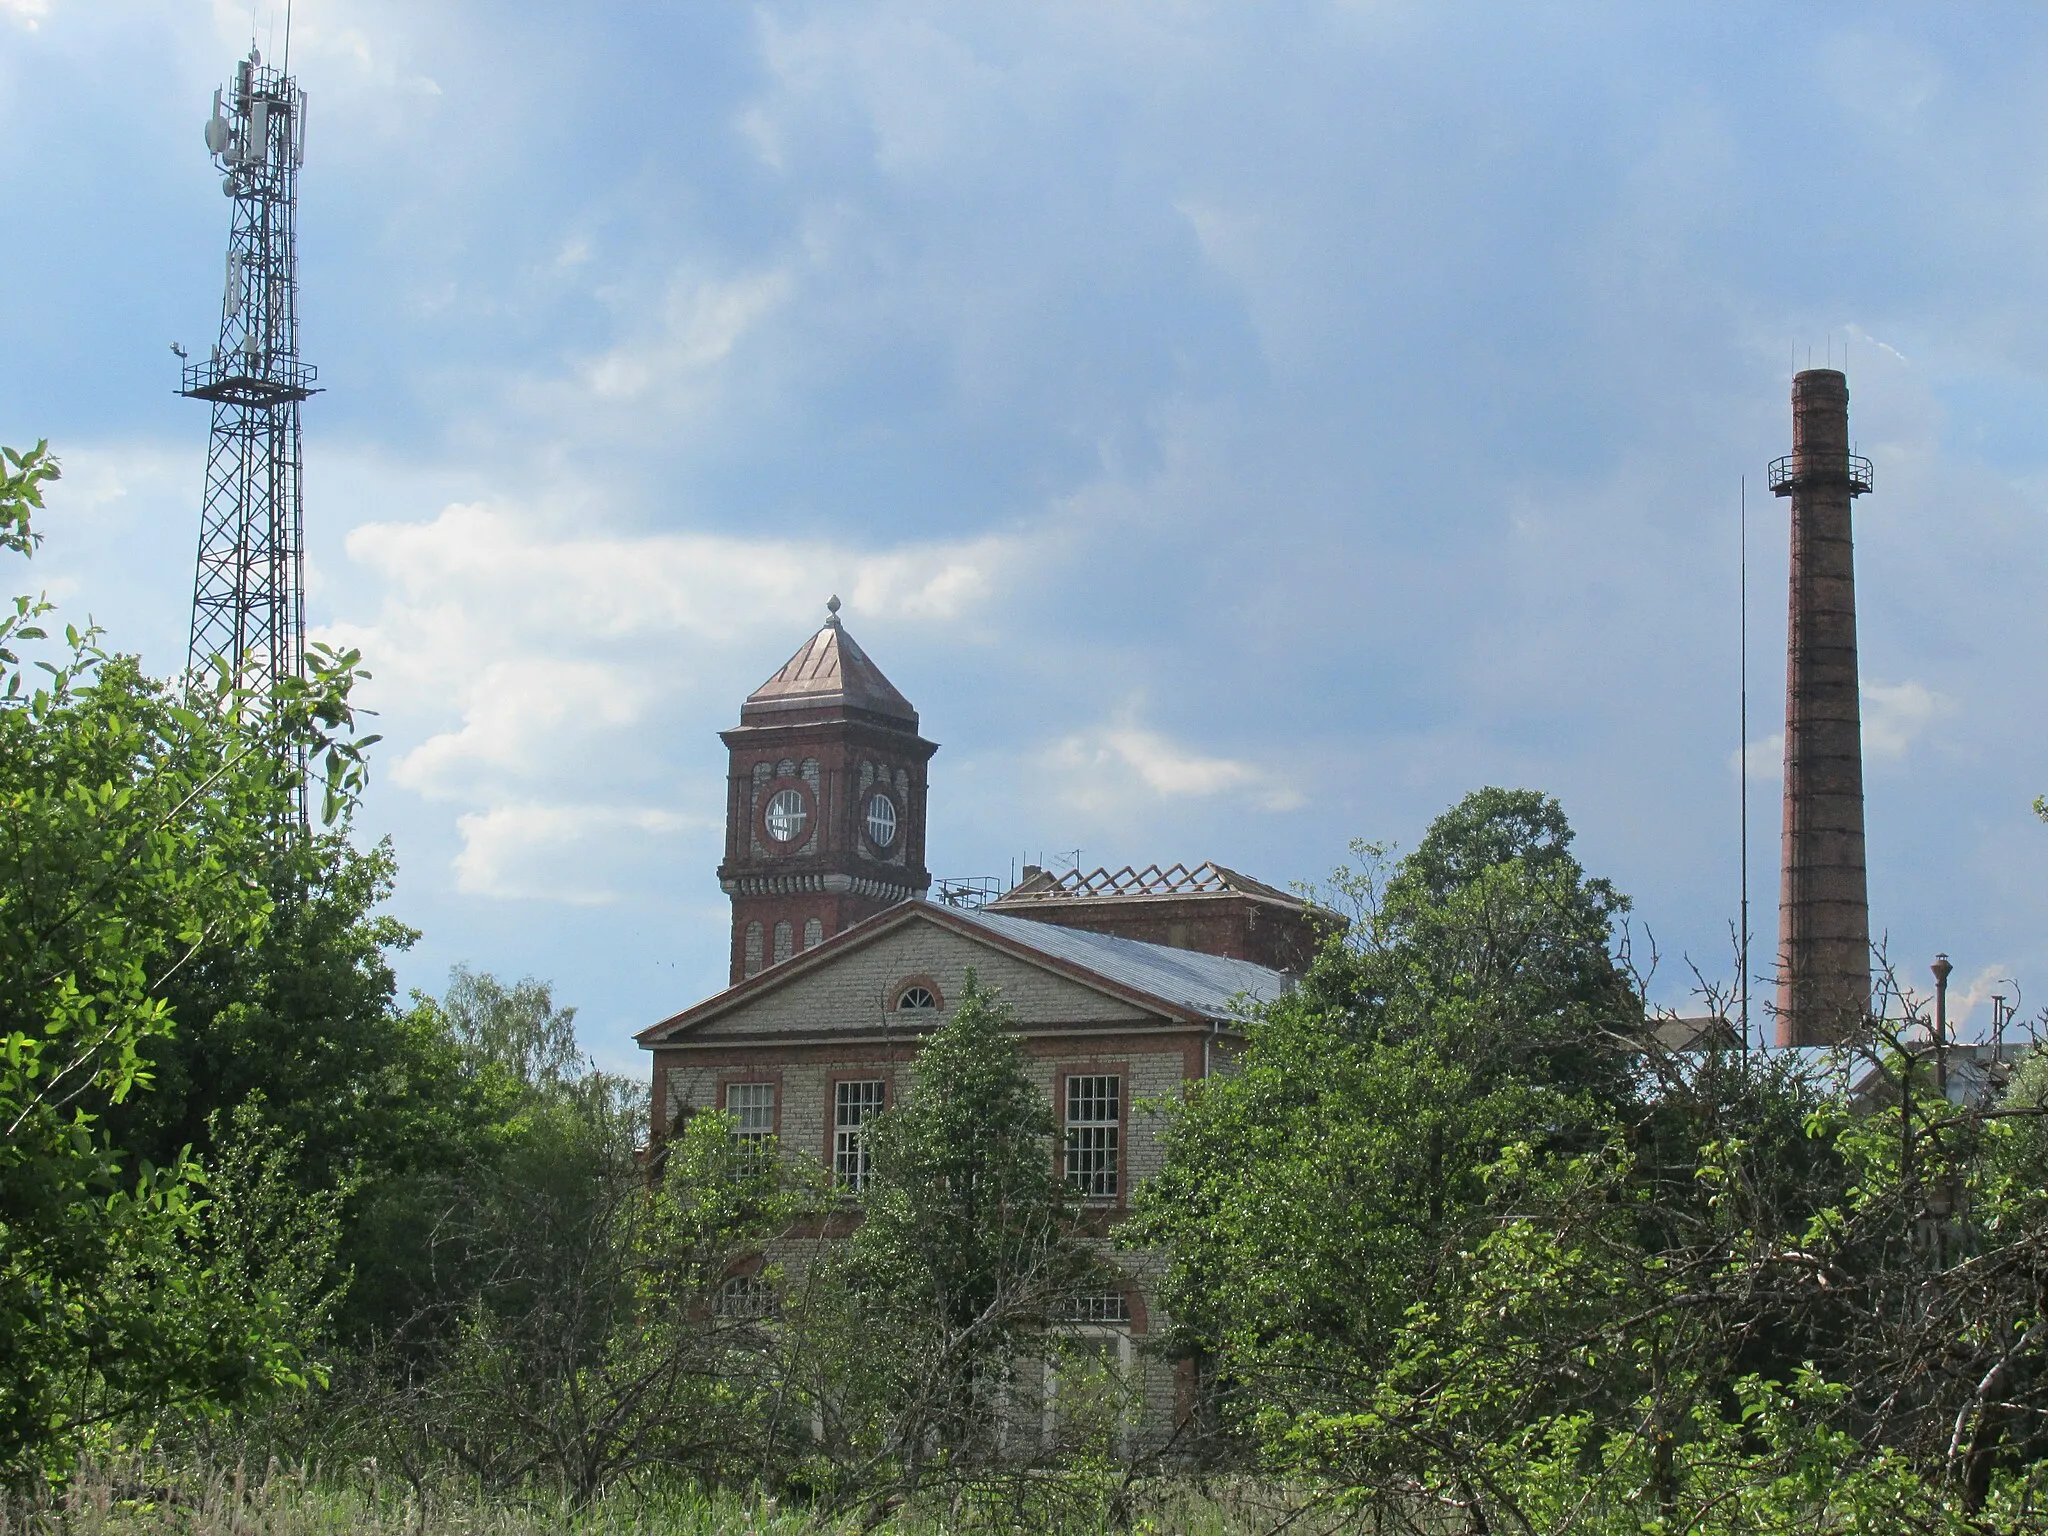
[814,975,1110,1516]
[0,442,373,1483]
[440,965,585,1093]
[358,1102,815,1503]
[98,836,512,1347]
[1126,788,1646,1460]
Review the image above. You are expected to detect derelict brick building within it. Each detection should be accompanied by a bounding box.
[640,602,1322,1442]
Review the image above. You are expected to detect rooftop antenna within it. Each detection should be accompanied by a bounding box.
[179,37,319,821]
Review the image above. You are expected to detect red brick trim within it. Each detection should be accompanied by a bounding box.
[889,973,945,1013]
[1123,1276,1151,1335]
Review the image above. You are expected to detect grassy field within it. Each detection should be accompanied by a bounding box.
[5,1463,820,1536]
[0,1461,1281,1536]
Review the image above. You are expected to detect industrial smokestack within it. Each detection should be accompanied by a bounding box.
[1771,368,1873,1046]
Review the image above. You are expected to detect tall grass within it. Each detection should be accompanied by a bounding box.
[0,1460,1301,1536]
[0,1460,820,1536]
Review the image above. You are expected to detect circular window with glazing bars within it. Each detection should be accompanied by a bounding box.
[895,984,939,1012]
[865,792,898,848]
[764,786,809,844]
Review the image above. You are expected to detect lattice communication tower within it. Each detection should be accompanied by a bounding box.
[179,49,317,742]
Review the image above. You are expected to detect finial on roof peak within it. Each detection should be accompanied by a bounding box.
[825,594,842,627]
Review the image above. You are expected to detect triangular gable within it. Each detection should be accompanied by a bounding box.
[639,901,1216,1048]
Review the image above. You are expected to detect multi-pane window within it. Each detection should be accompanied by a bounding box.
[725,1082,776,1145]
[1061,1291,1132,1324]
[833,1079,886,1191]
[1064,1074,1121,1199]
[865,793,898,847]
[895,985,938,1011]
[716,1272,775,1319]
[764,787,808,843]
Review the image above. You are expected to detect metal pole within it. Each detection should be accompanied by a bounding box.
[1740,474,1750,1054]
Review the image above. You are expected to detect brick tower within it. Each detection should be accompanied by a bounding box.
[718,598,936,984]
[1770,369,1873,1046]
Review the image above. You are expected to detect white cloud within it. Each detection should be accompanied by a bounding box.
[1729,681,1947,780]
[453,802,704,905]
[576,267,794,402]
[49,441,186,519]
[1045,716,1302,815]
[391,656,647,800]
[1944,961,2022,1040]
[1,0,49,31]
[1863,680,1948,759]
[1730,732,1783,783]
[322,496,1045,902]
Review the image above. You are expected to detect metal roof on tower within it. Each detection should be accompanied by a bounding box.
[739,596,919,729]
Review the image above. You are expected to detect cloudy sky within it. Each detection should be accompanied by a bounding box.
[3,1,2046,1067]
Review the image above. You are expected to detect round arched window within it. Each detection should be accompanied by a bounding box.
[764,787,809,843]
[865,793,898,848]
[895,985,938,1012]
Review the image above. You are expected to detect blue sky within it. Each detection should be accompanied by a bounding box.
[4,1,2046,1069]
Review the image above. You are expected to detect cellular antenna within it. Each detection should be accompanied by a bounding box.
[179,44,319,817]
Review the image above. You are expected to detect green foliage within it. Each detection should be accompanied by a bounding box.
[0,439,58,556]
[103,857,516,1346]
[1137,783,2048,1526]
[847,973,1088,1344]
[813,975,1113,1511]
[355,1103,820,1501]
[0,444,375,1485]
[441,965,586,1094]
[1127,788,1645,1446]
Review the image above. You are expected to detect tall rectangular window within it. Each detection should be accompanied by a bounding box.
[833,1079,886,1190]
[725,1082,776,1146]
[1064,1074,1120,1199]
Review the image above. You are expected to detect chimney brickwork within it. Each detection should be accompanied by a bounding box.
[1773,368,1873,1046]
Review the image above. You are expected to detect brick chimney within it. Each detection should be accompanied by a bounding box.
[1771,368,1873,1046]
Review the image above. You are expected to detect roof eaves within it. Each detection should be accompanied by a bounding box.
[636,899,1228,1050]
[635,900,930,1046]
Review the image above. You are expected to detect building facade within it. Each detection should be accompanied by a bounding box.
[640,604,1319,1440]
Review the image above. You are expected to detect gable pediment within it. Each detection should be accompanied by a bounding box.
[644,904,1189,1048]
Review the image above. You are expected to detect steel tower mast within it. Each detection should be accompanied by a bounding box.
[179,48,317,767]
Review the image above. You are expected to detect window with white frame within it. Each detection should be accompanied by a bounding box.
[833,1079,886,1190]
[1060,1290,1133,1325]
[716,1272,775,1319]
[725,1082,776,1146]
[1064,1074,1120,1199]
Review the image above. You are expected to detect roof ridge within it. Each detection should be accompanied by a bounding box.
[1009,859,1297,902]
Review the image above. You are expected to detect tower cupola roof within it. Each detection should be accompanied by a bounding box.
[739,596,918,729]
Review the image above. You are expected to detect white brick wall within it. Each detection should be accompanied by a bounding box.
[651,906,1228,1454]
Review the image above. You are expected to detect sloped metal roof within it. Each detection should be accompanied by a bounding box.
[951,907,1289,1018]
[741,603,918,727]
